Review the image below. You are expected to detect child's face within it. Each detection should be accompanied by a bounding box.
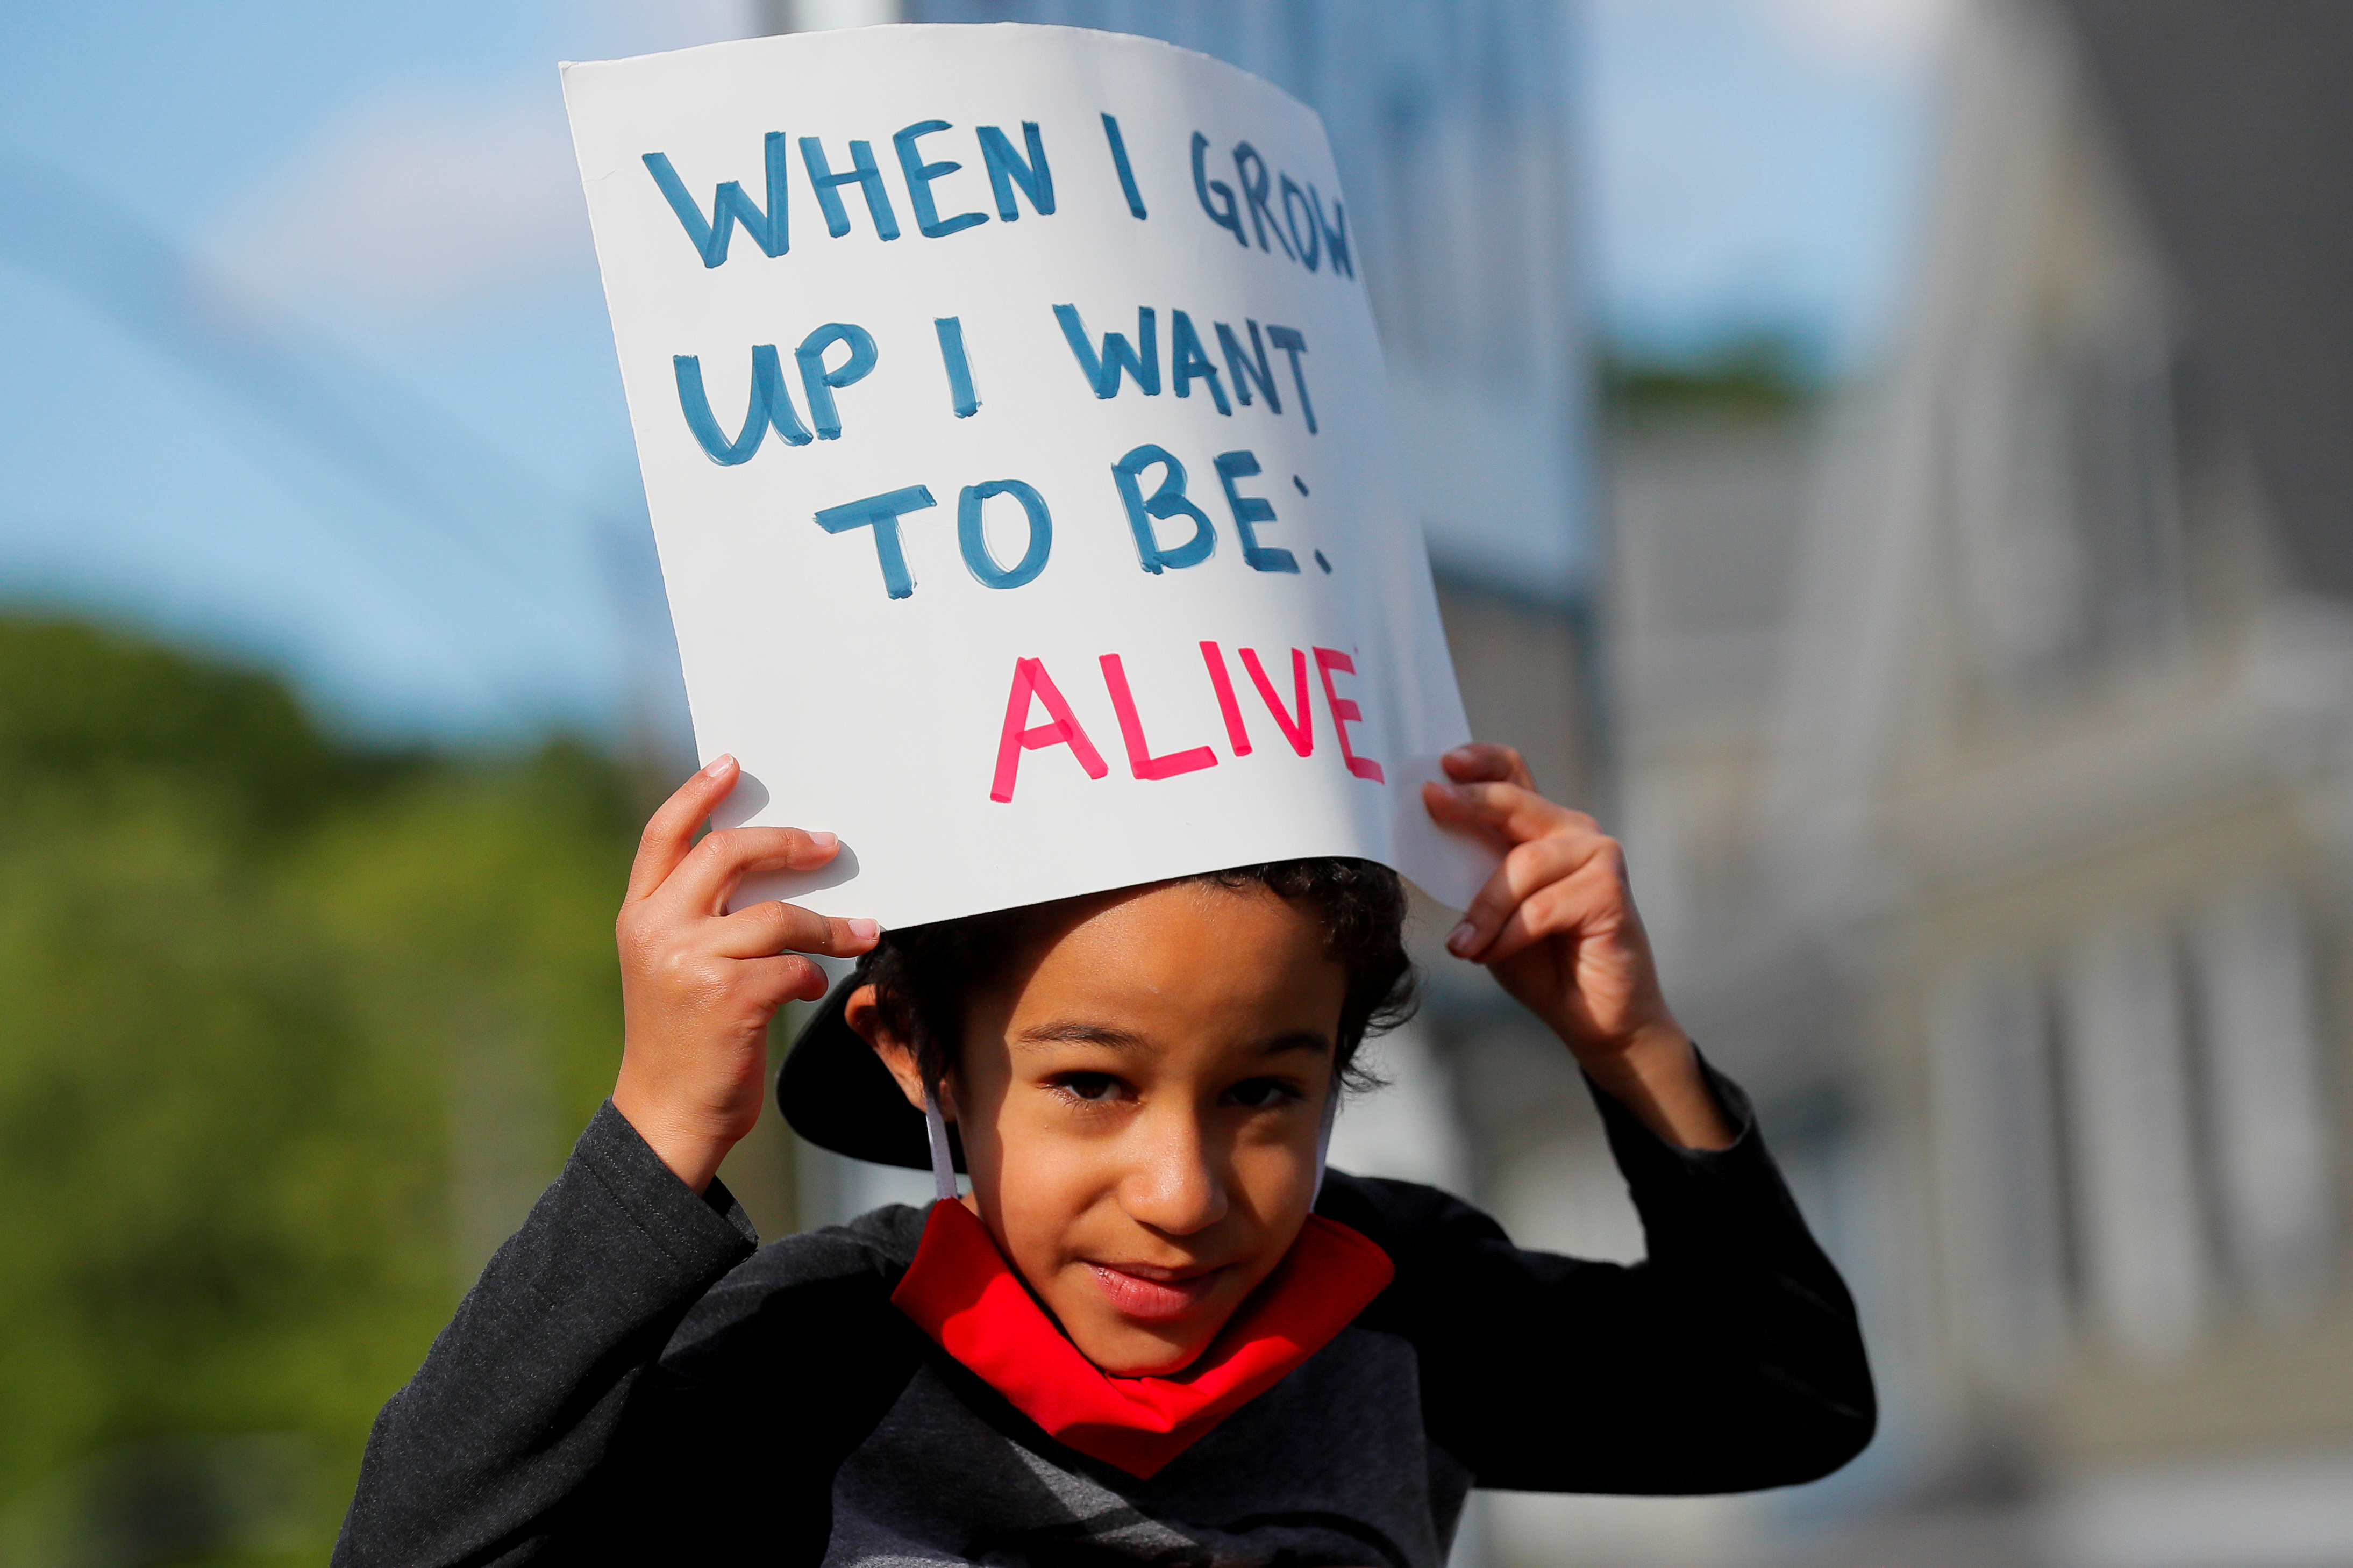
[865,881,1346,1376]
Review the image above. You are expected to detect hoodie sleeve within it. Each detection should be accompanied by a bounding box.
[332,1100,758,1567]
[1321,1061,1876,1494]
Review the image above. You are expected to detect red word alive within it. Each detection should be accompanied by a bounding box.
[990,640,1386,803]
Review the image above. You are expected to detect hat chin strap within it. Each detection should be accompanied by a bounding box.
[922,1085,959,1205]
[1312,1081,1342,1205]
[923,1079,1342,1211]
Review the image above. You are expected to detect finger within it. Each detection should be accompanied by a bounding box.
[1444,830,1617,959]
[738,953,839,1009]
[659,826,845,917]
[709,901,882,961]
[1442,742,1536,791]
[626,756,750,904]
[1423,778,1582,849]
[1480,869,1627,969]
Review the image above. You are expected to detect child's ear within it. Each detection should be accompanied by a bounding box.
[845,983,933,1116]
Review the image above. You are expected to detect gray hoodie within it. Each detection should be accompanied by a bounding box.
[334,1065,1872,1567]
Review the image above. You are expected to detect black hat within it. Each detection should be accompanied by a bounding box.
[779,964,966,1172]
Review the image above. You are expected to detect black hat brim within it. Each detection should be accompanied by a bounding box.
[779,967,966,1172]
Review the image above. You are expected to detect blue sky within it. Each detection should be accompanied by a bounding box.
[0,0,1948,746]
[1585,0,1948,368]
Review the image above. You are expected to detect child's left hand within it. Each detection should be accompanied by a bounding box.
[1423,743,1734,1150]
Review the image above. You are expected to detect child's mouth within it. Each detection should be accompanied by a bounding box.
[1087,1261,1226,1320]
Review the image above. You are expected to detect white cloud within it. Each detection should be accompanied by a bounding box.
[201,1,768,319]
[562,0,760,61]
[204,81,597,317]
[1759,0,1957,78]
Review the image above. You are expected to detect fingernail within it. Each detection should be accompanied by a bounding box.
[809,830,838,850]
[701,754,735,778]
[1446,922,1477,955]
[846,918,880,942]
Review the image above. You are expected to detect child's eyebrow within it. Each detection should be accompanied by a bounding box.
[1013,1021,1150,1051]
[1010,1023,1331,1056]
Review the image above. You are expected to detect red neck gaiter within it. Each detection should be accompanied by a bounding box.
[889,1200,1394,1479]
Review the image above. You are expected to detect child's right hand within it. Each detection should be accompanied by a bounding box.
[611,756,880,1193]
[1423,742,1732,1149]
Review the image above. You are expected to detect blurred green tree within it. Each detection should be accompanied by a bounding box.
[1599,332,1822,419]
[0,620,648,1566]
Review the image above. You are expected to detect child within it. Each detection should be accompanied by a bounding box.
[333,743,1872,1566]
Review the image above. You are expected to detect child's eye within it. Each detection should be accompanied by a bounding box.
[1223,1078,1302,1110]
[1052,1072,1126,1105]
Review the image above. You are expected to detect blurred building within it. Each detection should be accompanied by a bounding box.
[1606,2,2353,1563]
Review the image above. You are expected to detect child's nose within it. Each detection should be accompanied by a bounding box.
[1118,1111,1229,1236]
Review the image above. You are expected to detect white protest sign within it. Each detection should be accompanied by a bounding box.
[562,23,1492,928]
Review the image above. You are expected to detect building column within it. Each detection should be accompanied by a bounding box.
[2058,917,2209,1359]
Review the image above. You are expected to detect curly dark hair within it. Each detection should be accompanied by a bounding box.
[859,857,1417,1095]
